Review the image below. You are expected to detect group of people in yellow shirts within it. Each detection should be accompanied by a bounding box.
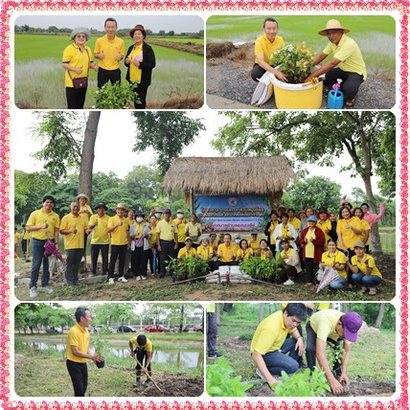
[250,303,363,396]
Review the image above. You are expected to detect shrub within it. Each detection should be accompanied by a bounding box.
[168,256,209,281]
[207,357,253,397]
[94,81,138,109]
[274,368,331,397]
[239,256,281,282]
[269,43,315,83]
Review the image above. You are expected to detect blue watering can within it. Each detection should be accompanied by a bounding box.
[327,79,344,109]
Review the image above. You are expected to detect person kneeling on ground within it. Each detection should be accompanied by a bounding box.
[129,334,153,388]
[177,237,197,258]
[319,239,348,290]
[306,308,363,395]
[347,241,382,296]
[250,303,307,389]
[279,238,302,286]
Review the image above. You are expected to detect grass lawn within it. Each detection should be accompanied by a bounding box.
[14,34,203,108]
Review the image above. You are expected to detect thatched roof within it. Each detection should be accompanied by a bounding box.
[163,156,296,195]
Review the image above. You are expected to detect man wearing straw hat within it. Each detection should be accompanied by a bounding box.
[305,19,367,108]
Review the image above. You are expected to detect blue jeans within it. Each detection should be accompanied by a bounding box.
[29,239,49,288]
[263,337,300,375]
[329,275,346,290]
[351,272,382,287]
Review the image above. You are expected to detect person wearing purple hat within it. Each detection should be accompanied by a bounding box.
[156,208,178,278]
[124,24,156,109]
[306,308,363,395]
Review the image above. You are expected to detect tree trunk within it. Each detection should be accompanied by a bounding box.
[258,304,264,322]
[179,304,184,333]
[374,303,385,328]
[78,111,101,201]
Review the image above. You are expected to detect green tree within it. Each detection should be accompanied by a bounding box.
[213,111,395,254]
[132,112,205,176]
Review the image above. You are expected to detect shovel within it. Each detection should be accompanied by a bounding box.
[132,355,163,393]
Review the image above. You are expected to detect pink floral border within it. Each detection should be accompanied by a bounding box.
[1,0,408,409]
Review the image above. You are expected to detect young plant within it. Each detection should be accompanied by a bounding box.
[269,43,315,83]
[94,82,138,109]
[327,343,344,371]
[274,367,331,397]
[207,357,253,397]
[239,256,281,282]
[168,256,209,281]
[92,334,110,368]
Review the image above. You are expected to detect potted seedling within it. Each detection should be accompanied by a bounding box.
[92,334,109,368]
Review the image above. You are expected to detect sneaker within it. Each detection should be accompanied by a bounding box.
[41,286,53,294]
[29,287,38,298]
[207,352,223,359]
[283,279,295,286]
[108,278,115,285]
[118,276,128,283]
[141,276,147,280]
[136,276,142,281]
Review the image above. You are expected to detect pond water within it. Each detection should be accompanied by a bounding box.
[18,340,203,370]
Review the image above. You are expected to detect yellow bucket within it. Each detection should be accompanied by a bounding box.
[272,78,324,109]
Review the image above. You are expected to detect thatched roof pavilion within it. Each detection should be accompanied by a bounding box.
[164,156,296,210]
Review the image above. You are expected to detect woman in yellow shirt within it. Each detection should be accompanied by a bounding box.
[336,206,364,259]
[319,239,348,290]
[125,24,156,109]
[177,237,197,259]
[257,239,273,260]
[76,193,93,271]
[148,215,159,275]
[236,239,254,262]
[62,28,97,109]
[352,207,371,250]
[264,210,279,255]
[348,241,382,296]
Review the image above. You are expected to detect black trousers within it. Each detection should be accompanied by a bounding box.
[134,348,152,381]
[66,87,87,109]
[131,247,149,277]
[21,239,28,254]
[251,63,268,81]
[159,240,175,278]
[133,83,149,109]
[108,244,127,279]
[65,249,83,285]
[305,322,342,377]
[279,264,298,281]
[66,359,88,397]
[305,257,318,284]
[91,244,109,274]
[323,68,364,101]
[97,67,121,88]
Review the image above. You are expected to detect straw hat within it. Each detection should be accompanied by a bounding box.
[70,27,91,41]
[76,193,89,202]
[319,19,350,36]
[115,203,127,210]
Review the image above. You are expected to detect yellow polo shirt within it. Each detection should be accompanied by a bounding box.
[108,215,129,246]
[309,309,344,342]
[156,219,177,241]
[128,44,143,83]
[250,310,294,355]
[289,217,301,232]
[217,243,237,262]
[173,218,187,242]
[351,254,382,278]
[177,247,197,258]
[89,214,110,245]
[360,219,371,244]
[207,303,216,313]
[60,213,86,249]
[26,209,60,240]
[317,219,332,246]
[321,250,347,279]
[269,221,278,244]
[249,239,259,252]
[254,34,285,64]
[197,245,213,260]
[129,336,153,352]
[336,217,363,249]
[62,43,93,87]
[323,34,367,80]
[94,35,125,70]
[260,249,272,260]
[79,204,92,227]
[66,323,90,363]
[148,225,157,247]
[236,248,253,260]
[23,230,31,240]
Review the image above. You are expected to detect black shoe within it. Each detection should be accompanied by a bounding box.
[208,352,223,359]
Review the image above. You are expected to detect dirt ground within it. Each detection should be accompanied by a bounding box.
[206,42,395,109]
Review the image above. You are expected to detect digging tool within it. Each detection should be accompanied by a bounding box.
[132,355,163,393]
[169,271,218,286]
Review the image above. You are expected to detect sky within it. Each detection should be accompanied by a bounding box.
[11,107,382,198]
[14,15,204,33]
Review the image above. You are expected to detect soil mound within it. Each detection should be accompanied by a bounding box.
[206,42,237,58]
[149,39,204,56]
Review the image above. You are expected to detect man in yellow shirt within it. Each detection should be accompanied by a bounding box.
[250,304,307,389]
[66,307,103,396]
[107,203,130,284]
[305,19,367,107]
[60,202,87,286]
[156,208,178,278]
[173,209,187,251]
[94,18,125,88]
[251,17,287,82]
[129,334,154,387]
[217,233,238,266]
[87,202,110,276]
[25,195,60,298]
[306,309,363,395]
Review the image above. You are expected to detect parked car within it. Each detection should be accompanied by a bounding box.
[116,325,136,333]
[144,324,170,333]
[183,324,203,332]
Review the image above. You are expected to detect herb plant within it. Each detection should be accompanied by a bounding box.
[239,256,281,282]
[94,82,138,109]
[207,357,253,397]
[168,256,209,281]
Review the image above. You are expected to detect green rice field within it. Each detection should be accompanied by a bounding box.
[207,15,395,72]
[14,34,204,109]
